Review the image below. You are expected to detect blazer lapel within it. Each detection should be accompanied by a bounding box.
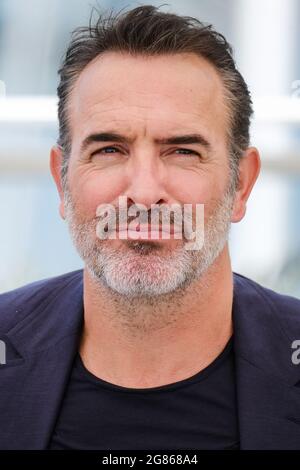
[235,355,300,449]
[233,274,300,449]
[0,271,84,449]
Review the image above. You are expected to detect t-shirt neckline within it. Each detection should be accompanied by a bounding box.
[75,335,234,394]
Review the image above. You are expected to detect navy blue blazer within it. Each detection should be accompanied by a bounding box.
[1,269,300,449]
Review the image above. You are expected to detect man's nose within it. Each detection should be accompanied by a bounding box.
[123,159,168,210]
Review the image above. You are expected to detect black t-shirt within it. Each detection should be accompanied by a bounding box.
[48,336,239,450]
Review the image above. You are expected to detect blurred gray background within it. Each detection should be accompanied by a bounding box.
[0,0,299,296]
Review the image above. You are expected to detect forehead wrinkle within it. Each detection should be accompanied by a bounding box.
[75,80,225,124]
[73,63,224,121]
[74,104,223,156]
[80,115,213,145]
[79,101,217,129]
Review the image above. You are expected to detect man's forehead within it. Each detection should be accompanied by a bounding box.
[71,103,224,152]
[72,52,225,109]
[69,52,228,141]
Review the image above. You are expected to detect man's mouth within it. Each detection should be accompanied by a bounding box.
[116,223,182,238]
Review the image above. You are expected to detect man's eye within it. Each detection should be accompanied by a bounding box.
[174,148,200,156]
[90,147,200,158]
[91,146,120,156]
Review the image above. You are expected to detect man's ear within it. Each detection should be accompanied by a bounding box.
[50,145,66,220]
[231,147,261,223]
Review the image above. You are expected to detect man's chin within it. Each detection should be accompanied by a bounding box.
[93,256,199,299]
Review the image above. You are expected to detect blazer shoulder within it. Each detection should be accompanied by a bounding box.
[233,272,300,337]
[0,269,83,332]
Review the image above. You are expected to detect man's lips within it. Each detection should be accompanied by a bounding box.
[116,224,182,235]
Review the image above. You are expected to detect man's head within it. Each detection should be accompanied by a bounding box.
[50,5,260,298]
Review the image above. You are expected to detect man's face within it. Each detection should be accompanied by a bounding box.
[62,52,235,297]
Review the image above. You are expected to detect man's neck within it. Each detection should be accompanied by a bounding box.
[79,247,234,389]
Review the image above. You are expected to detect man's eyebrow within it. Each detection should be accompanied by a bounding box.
[156,134,211,149]
[80,132,130,153]
[80,132,211,153]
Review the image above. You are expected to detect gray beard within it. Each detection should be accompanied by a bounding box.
[63,186,234,300]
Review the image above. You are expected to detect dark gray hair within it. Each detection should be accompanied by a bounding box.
[57,4,253,191]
